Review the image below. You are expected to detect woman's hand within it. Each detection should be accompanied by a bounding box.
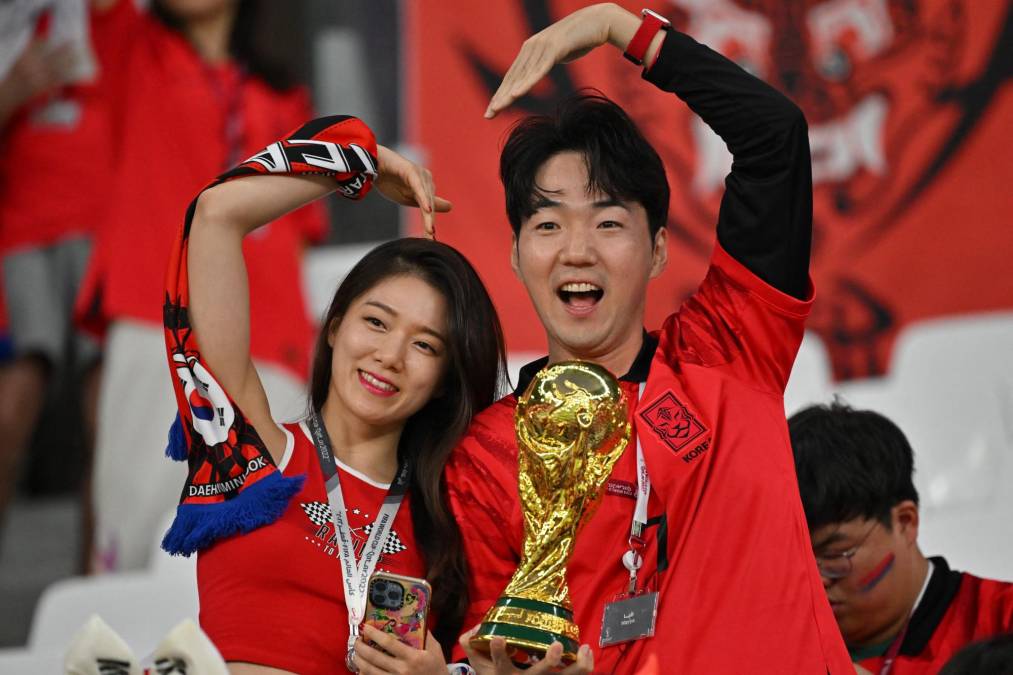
[352,625,447,675]
[485,3,643,119]
[460,628,593,675]
[374,144,452,239]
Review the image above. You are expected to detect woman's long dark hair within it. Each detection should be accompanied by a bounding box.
[310,238,506,654]
[152,0,301,91]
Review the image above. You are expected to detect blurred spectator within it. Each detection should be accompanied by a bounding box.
[76,0,325,573]
[0,0,107,550]
[789,402,1013,674]
[939,633,1013,675]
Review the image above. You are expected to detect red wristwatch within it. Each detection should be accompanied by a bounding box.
[623,8,671,67]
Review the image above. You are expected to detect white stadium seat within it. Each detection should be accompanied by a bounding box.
[149,510,197,578]
[784,331,834,415]
[786,313,1013,580]
[29,572,199,657]
[0,648,62,675]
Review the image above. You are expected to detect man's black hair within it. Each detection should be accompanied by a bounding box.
[500,91,670,238]
[788,400,920,532]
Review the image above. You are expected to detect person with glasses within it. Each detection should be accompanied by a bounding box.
[790,401,1013,675]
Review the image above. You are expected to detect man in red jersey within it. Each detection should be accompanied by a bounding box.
[449,4,851,673]
[790,402,1013,675]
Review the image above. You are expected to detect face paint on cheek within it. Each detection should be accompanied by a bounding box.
[857,552,896,593]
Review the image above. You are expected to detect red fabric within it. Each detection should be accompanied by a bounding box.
[75,0,326,377]
[408,2,1013,382]
[859,573,1013,675]
[198,421,426,675]
[0,6,113,253]
[0,277,7,334]
[447,243,852,673]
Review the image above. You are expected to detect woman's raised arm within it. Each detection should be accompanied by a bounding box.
[187,173,335,459]
[184,141,450,462]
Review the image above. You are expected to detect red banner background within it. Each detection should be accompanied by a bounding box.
[405,0,1012,380]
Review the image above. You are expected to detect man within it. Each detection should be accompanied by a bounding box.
[790,402,1013,674]
[450,4,851,673]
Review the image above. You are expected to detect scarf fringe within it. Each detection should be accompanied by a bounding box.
[161,471,306,556]
[165,413,188,461]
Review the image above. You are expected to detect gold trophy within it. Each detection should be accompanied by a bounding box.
[470,361,630,664]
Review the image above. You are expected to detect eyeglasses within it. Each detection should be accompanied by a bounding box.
[815,523,879,580]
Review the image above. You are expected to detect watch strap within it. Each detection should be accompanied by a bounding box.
[623,9,671,66]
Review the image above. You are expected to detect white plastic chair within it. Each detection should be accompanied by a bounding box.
[0,648,63,675]
[784,331,833,415]
[835,313,1013,512]
[831,313,1013,578]
[29,572,199,657]
[149,510,198,578]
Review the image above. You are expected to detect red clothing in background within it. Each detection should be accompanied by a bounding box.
[0,6,113,254]
[76,0,325,377]
[198,421,426,675]
[858,557,1013,674]
[447,245,852,673]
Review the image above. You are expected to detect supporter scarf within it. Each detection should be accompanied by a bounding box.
[160,116,378,555]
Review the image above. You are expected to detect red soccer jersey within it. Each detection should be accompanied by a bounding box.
[75,0,325,377]
[447,243,852,673]
[857,557,1013,674]
[198,420,426,675]
[0,6,113,253]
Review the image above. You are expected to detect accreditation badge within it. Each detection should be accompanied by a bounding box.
[599,591,658,647]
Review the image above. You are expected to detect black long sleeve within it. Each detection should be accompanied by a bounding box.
[644,29,812,300]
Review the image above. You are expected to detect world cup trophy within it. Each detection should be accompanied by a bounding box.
[470,361,630,665]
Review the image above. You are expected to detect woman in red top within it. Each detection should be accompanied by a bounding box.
[180,117,505,673]
[81,0,328,573]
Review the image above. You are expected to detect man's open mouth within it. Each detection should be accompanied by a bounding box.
[557,282,604,311]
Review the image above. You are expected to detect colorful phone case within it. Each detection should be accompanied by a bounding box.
[363,571,431,650]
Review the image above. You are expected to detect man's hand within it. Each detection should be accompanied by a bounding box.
[374,144,452,239]
[485,3,651,119]
[353,625,447,674]
[460,628,593,675]
[854,663,874,675]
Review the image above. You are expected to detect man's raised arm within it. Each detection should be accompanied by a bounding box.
[644,25,812,299]
[485,2,812,300]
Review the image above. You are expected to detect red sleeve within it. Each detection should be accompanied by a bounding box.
[88,0,147,155]
[659,241,813,394]
[982,578,1013,634]
[445,403,524,659]
[90,0,143,63]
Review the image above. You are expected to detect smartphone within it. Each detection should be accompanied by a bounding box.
[363,571,432,651]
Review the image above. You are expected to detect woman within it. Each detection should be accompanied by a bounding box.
[163,115,500,674]
[80,0,326,573]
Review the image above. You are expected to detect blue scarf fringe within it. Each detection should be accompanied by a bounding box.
[161,470,306,556]
[165,413,188,462]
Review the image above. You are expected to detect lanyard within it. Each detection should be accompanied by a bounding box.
[622,383,651,595]
[878,620,909,675]
[305,411,409,671]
